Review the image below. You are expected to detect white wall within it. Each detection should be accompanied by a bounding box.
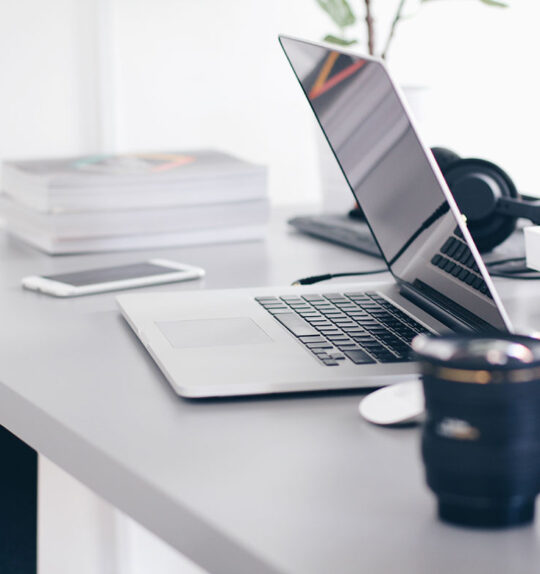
[2,1,539,203]
[384,1,540,196]
[0,0,101,157]
[107,0,329,204]
[106,0,540,201]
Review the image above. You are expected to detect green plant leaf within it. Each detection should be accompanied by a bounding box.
[316,0,356,29]
[478,0,508,6]
[422,0,508,5]
[323,34,358,46]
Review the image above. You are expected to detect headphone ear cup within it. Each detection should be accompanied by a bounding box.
[443,158,519,253]
[431,147,461,174]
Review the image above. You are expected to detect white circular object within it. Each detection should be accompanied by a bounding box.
[359,380,425,426]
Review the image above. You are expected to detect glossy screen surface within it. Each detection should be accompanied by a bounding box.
[280,36,508,332]
[44,263,176,287]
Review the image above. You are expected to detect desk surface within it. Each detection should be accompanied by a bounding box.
[1,210,540,574]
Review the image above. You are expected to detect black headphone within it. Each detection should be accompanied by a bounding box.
[431,147,540,253]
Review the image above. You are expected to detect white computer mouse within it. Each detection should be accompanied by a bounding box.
[359,380,425,426]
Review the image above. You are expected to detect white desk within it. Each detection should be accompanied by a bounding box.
[0,209,539,574]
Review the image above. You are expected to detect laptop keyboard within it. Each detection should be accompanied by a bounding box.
[431,226,491,297]
[256,291,431,366]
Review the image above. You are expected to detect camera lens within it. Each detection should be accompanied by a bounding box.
[412,334,540,528]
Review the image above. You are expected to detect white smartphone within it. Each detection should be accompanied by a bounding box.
[22,259,205,297]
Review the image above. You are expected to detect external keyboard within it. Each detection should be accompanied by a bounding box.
[256,291,431,367]
[288,214,382,258]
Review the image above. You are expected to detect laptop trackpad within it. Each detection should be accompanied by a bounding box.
[156,318,272,349]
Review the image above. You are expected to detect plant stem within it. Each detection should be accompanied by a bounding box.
[382,0,407,60]
[364,0,375,55]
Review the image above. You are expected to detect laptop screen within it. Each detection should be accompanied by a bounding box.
[280,36,510,332]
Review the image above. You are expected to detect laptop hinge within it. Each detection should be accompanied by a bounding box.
[399,280,496,333]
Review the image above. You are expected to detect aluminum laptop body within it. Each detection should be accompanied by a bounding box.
[117,37,512,398]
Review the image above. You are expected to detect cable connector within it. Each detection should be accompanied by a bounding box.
[291,269,387,286]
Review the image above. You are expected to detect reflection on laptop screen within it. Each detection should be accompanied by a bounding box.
[280,36,509,333]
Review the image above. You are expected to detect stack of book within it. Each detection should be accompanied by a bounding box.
[0,150,269,254]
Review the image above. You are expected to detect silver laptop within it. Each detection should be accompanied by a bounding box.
[117,36,512,398]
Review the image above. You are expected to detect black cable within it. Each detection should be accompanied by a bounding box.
[490,274,540,280]
[485,256,540,278]
[291,268,387,286]
[490,272,540,280]
[493,268,537,275]
[485,257,526,267]
[292,256,540,286]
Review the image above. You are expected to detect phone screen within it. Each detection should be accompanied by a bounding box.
[44,262,176,287]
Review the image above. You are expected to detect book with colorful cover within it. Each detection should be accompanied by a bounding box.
[1,150,267,212]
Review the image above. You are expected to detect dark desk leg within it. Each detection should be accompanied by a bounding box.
[0,425,37,574]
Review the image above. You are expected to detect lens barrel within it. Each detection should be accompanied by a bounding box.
[413,334,540,528]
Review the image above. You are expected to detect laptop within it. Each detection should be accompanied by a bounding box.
[117,36,512,398]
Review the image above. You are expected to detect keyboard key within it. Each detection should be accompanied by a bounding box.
[352,334,376,342]
[446,239,461,259]
[333,321,357,328]
[324,293,345,300]
[267,308,292,315]
[274,313,319,337]
[464,253,476,268]
[440,238,453,254]
[343,349,376,364]
[445,261,456,273]
[299,335,326,343]
[347,310,368,315]
[327,339,351,346]
[454,244,468,262]
[472,277,484,290]
[306,342,333,349]
[391,325,416,339]
[359,339,386,349]
[258,292,426,367]
[336,344,362,351]
[370,348,399,361]
[342,328,366,335]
